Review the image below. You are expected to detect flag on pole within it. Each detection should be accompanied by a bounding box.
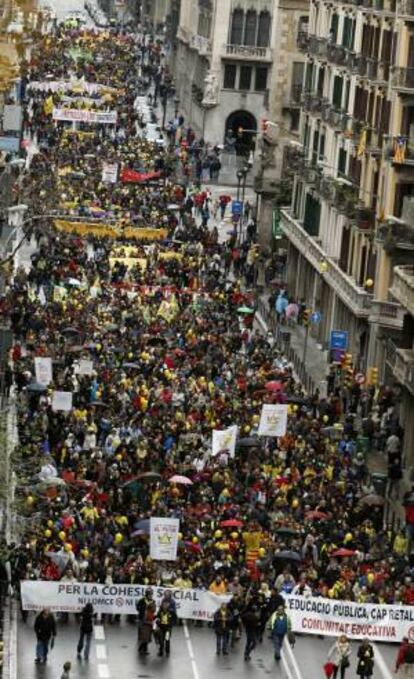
[393,136,407,164]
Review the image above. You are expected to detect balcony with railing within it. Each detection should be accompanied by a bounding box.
[308,34,328,59]
[394,348,414,393]
[392,66,414,90]
[360,0,396,12]
[281,208,373,316]
[224,44,272,61]
[387,137,414,165]
[376,220,414,250]
[390,265,414,316]
[399,0,414,17]
[327,43,348,66]
[301,91,328,115]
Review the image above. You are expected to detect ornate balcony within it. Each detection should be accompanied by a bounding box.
[281,209,372,317]
[387,137,414,165]
[399,0,414,17]
[308,35,328,59]
[327,43,347,66]
[355,206,376,230]
[377,220,414,251]
[224,44,272,61]
[392,66,414,90]
[190,34,212,56]
[390,265,414,316]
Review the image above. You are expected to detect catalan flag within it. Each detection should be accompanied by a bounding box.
[393,136,407,164]
[357,128,367,158]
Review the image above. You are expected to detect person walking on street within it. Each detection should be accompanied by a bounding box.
[241,603,260,661]
[356,639,374,678]
[213,603,232,656]
[156,599,175,656]
[396,638,414,676]
[77,603,94,661]
[34,608,56,663]
[61,661,71,679]
[269,605,291,661]
[327,635,351,679]
[137,589,156,656]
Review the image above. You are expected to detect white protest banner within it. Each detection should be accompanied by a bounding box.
[258,404,288,437]
[102,162,118,183]
[21,581,231,620]
[34,357,53,386]
[150,517,179,561]
[212,425,238,458]
[29,80,118,95]
[77,359,94,376]
[52,108,117,124]
[284,594,414,642]
[52,391,73,412]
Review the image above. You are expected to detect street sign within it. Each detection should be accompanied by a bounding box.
[355,372,366,385]
[232,200,243,216]
[311,311,322,324]
[330,330,349,351]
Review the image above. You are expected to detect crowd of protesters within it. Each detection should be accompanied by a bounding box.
[0,8,412,679]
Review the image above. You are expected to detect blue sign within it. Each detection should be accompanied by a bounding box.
[232,200,243,216]
[0,136,19,153]
[311,311,321,324]
[330,330,349,351]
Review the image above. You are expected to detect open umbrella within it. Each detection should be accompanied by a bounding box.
[275,527,300,537]
[265,381,283,392]
[133,519,150,532]
[359,493,385,507]
[331,548,356,558]
[273,550,301,562]
[220,519,243,528]
[88,401,108,408]
[237,306,255,314]
[169,475,193,485]
[131,529,148,538]
[27,382,47,393]
[137,471,162,482]
[237,437,260,448]
[305,511,329,521]
[123,362,140,369]
[62,326,81,335]
[67,278,82,287]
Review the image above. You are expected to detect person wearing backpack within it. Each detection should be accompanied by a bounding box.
[396,638,414,676]
[269,605,291,661]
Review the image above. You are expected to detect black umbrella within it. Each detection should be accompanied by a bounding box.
[137,471,162,482]
[27,382,47,393]
[275,527,300,537]
[273,550,301,562]
[237,437,261,448]
[123,362,140,369]
[62,327,81,335]
[88,401,108,408]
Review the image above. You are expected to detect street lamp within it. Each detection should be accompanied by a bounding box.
[236,162,252,243]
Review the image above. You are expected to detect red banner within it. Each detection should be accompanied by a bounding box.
[120,168,161,183]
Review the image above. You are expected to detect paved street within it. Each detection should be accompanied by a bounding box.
[18,615,400,678]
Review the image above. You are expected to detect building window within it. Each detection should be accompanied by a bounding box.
[304,193,321,236]
[342,17,355,50]
[230,8,244,44]
[338,148,347,177]
[332,75,343,109]
[244,10,257,46]
[255,66,268,91]
[290,109,300,131]
[330,14,339,43]
[298,15,308,39]
[291,62,304,101]
[224,64,237,89]
[257,10,271,47]
[239,65,252,90]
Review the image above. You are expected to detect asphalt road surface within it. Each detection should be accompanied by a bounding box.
[17,614,400,679]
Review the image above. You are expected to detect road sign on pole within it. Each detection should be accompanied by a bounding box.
[231,200,243,216]
[330,330,349,351]
[311,311,322,324]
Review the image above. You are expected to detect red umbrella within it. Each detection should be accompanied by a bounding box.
[265,381,283,391]
[220,519,244,528]
[305,511,329,521]
[331,548,356,558]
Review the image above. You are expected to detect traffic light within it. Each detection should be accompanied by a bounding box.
[341,354,354,388]
[302,308,310,326]
[341,353,353,370]
[367,367,379,386]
